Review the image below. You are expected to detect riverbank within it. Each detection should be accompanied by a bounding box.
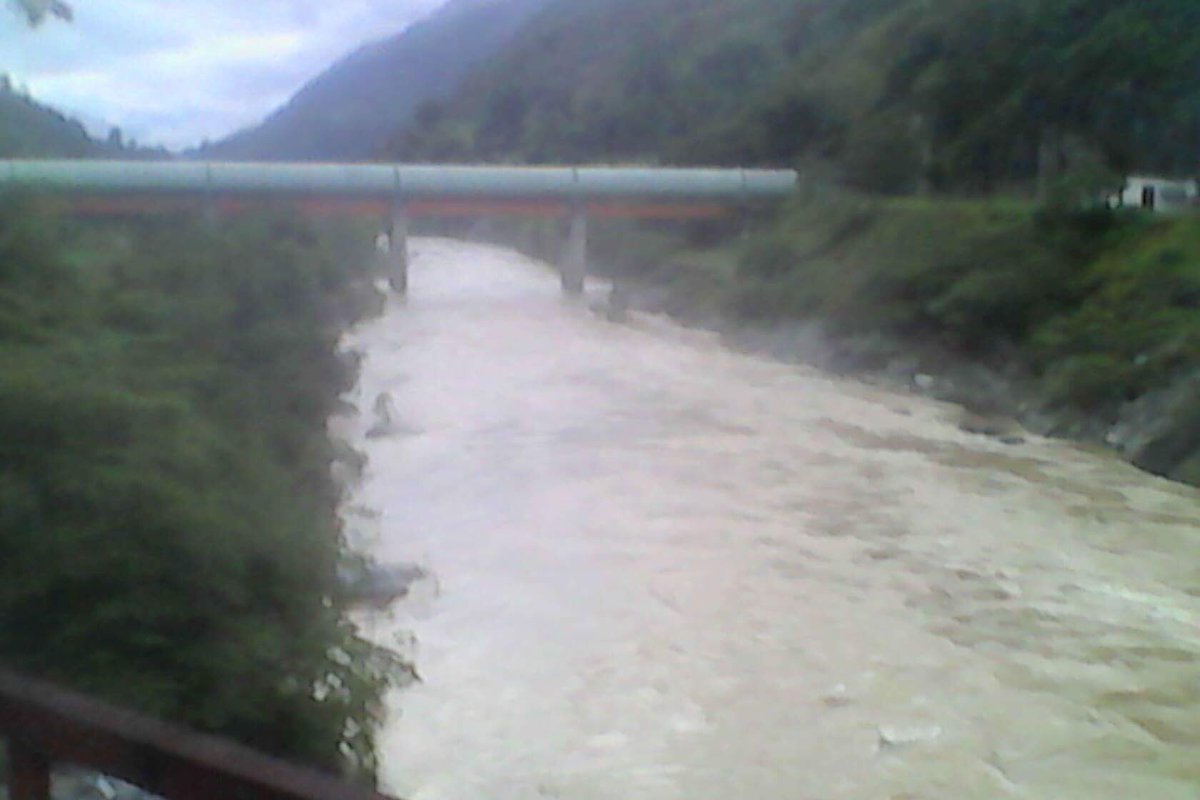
[581,193,1200,489]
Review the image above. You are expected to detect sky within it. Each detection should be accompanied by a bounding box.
[1,0,446,150]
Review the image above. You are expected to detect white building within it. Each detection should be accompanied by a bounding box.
[1111,176,1198,213]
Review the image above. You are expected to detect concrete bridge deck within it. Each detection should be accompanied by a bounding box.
[0,160,797,294]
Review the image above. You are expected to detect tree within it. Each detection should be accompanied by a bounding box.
[841,111,924,194]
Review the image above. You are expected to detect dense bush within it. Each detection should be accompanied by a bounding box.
[839,111,924,195]
[0,200,397,779]
[720,194,1200,419]
[1033,215,1200,408]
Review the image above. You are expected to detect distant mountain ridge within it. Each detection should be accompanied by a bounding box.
[0,76,171,160]
[198,0,552,161]
[0,77,100,157]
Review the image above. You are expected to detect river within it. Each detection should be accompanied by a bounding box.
[335,239,1200,800]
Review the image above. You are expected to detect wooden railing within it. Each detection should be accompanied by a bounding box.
[0,669,398,800]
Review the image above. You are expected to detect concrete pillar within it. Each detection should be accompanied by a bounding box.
[389,205,409,295]
[561,206,587,296]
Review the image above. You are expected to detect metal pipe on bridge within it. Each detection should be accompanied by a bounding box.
[0,160,798,295]
[0,160,797,203]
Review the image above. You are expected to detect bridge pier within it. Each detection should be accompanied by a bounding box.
[561,206,587,296]
[389,205,409,295]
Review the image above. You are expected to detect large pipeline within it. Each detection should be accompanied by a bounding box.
[0,160,796,203]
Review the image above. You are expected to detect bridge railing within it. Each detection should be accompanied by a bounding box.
[0,668,397,800]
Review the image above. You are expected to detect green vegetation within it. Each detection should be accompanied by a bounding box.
[0,199,399,779]
[0,76,169,159]
[731,197,1081,340]
[391,0,814,163]
[0,77,98,157]
[1033,215,1200,409]
[394,0,1200,193]
[727,195,1200,411]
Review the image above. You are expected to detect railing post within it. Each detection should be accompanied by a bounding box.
[7,739,51,800]
[389,202,409,295]
[561,204,587,296]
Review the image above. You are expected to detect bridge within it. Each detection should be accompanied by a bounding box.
[0,160,796,294]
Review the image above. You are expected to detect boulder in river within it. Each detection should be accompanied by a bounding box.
[1104,369,1200,485]
[955,410,1025,445]
[1133,405,1200,483]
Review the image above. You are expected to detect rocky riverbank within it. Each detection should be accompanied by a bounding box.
[604,276,1200,490]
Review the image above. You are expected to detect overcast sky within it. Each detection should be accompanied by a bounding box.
[1,0,446,150]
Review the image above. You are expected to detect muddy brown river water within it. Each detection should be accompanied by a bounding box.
[336,240,1200,800]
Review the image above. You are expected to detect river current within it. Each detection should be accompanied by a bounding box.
[335,239,1200,800]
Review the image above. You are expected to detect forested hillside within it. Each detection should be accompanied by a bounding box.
[200,0,551,161]
[394,0,1200,193]
[0,77,171,159]
[391,0,812,163]
[0,76,99,157]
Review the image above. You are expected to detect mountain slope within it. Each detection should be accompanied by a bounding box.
[390,0,1200,192]
[390,0,833,164]
[200,0,551,161]
[0,76,99,157]
[388,0,921,164]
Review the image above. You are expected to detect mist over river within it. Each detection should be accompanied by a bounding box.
[335,240,1200,800]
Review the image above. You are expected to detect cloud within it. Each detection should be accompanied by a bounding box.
[0,0,445,150]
